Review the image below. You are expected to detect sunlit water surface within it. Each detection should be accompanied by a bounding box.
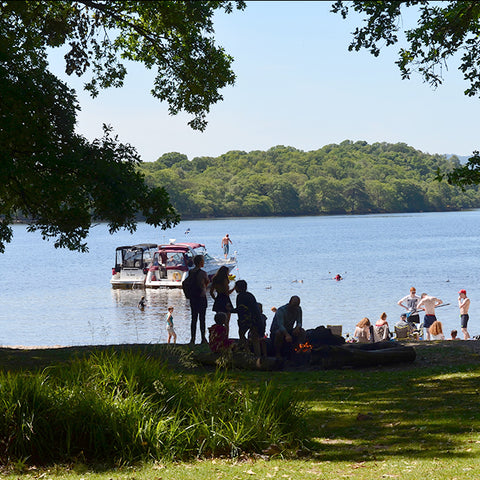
[1,211,479,346]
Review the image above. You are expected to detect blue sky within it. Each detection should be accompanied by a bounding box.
[48,1,479,162]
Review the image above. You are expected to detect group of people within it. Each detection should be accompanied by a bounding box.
[354,286,472,343]
[398,286,471,340]
[184,254,303,360]
[353,312,391,343]
[144,256,473,348]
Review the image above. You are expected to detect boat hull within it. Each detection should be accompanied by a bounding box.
[110,268,147,288]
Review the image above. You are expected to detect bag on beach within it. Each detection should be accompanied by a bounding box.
[182,269,200,299]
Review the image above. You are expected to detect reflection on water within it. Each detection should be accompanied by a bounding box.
[110,288,211,344]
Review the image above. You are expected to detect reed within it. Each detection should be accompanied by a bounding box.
[0,350,305,466]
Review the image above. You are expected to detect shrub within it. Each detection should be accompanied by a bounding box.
[0,350,306,465]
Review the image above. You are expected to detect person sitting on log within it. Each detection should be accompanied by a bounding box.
[373,312,391,342]
[354,317,371,343]
[269,295,305,359]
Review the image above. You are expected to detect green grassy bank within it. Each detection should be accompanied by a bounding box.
[0,341,480,479]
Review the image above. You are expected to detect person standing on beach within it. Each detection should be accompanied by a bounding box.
[165,306,177,344]
[210,265,234,335]
[221,234,232,259]
[397,287,421,324]
[231,279,262,356]
[188,255,209,345]
[458,289,471,340]
[416,293,443,340]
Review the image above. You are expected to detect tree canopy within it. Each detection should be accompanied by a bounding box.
[332,1,480,95]
[0,1,244,252]
[140,142,480,218]
[331,0,480,186]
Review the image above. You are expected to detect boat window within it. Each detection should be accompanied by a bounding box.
[194,247,206,256]
[123,249,143,268]
[116,250,123,267]
[185,252,194,267]
[144,248,156,263]
[166,252,186,267]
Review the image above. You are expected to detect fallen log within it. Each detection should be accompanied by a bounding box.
[310,341,416,369]
[193,350,282,371]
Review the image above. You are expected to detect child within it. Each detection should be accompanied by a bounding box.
[165,306,176,344]
[429,320,445,340]
[208,312,234,353]
[450,329,459,340]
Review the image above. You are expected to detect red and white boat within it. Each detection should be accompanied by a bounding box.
[145,241,236,288]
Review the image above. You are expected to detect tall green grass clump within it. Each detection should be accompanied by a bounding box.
[0,350,306,465]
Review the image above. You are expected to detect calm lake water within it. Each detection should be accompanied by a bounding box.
[1,211,479,346]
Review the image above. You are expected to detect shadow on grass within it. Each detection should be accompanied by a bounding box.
[296,364,480,462]
[2,342,480,464]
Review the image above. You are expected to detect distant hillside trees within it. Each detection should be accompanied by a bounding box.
[140,141,480,218]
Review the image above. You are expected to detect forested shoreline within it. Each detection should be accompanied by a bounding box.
[139,140,480,218]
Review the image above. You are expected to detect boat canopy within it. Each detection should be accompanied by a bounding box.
[115,244,158,270]
[157,242,205,252]
[151,243,207,271]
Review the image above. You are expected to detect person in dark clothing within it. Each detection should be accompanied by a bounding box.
[231,279,262,357]
[210,265,234,335]
[270,295,304,359]
[188,254,209,345]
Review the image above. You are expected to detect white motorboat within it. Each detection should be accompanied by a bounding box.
[110,243,158,288]
[145,242,236,288]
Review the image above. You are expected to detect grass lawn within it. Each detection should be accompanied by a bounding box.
[1,341,480,479]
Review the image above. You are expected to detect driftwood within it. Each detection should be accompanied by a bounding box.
[193,338,416,371]
[310,341,416,369]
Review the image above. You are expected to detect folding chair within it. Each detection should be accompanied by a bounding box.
[373,325,390,342]
[395,326,409,340]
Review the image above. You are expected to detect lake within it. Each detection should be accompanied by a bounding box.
[1,211,479,346]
